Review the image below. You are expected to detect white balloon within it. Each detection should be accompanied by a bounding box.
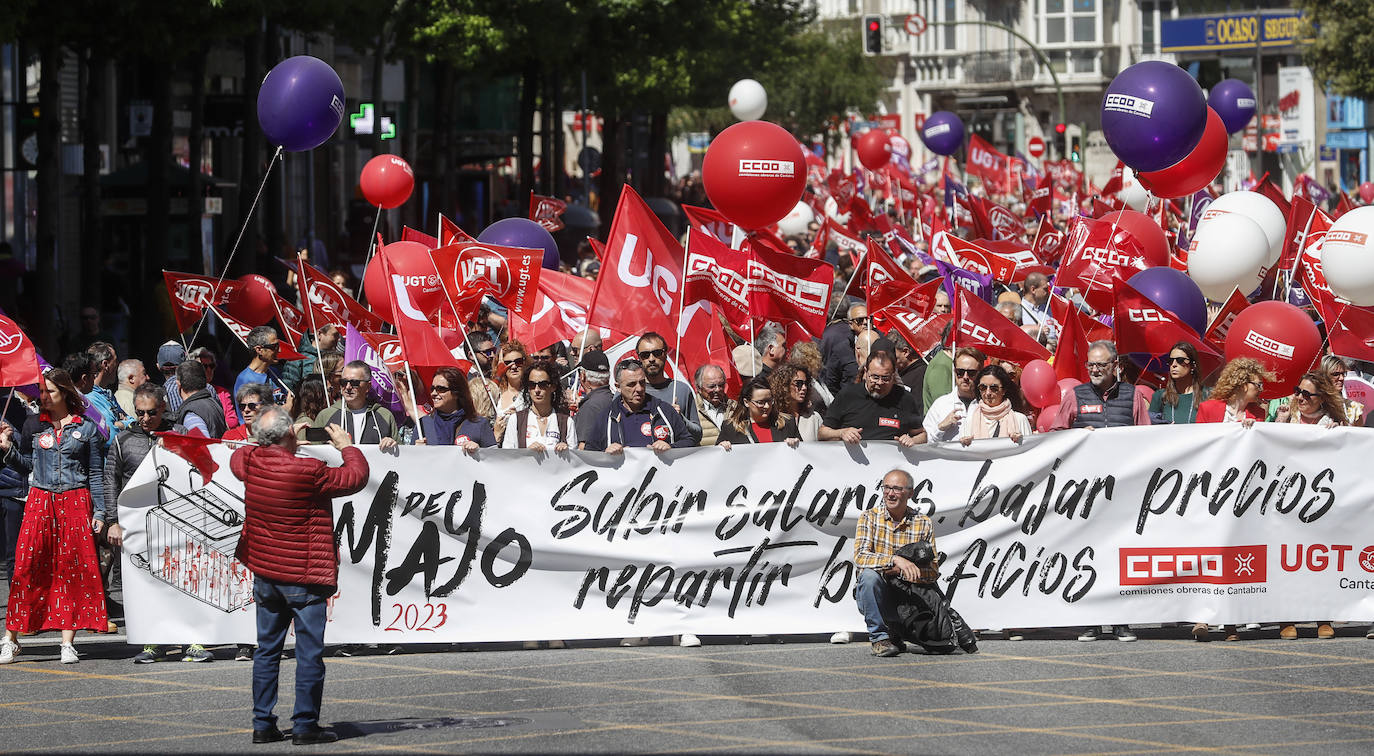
[1118,168,1149,211]
[1203,191,1285,266]
[1188,211,1269,301]
[824,195,850,226]
[1319,206,1374,305]
[777,201,814,236]
[727,79,767,121]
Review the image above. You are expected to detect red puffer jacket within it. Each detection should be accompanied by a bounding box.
[230,444,369,586]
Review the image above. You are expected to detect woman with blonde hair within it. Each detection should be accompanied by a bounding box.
[788,341,832,407]
[1194,358,1273,425]
[1274,372,1348,428]
[769,362,822,441]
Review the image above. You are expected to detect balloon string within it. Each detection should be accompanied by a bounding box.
[189,145,284,348]
[356,206,384,305]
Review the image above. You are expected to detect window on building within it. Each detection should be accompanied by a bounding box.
[1042,0,1097,46]
[1140,0,1175,54]
[945,0,957,49]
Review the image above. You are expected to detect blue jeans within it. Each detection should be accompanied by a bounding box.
[252,578,332,732]
[854,568,893,642]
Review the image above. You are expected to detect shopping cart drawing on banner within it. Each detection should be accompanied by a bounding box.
[129,463,254,613]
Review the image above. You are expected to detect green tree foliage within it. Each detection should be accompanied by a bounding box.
[1297,0,1374,100]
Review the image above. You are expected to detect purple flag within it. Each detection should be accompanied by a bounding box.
[343,323,404,416]
[935,259,993,304]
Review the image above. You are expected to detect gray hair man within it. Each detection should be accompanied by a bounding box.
[693,364,734,447]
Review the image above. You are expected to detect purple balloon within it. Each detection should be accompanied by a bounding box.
[1102,61,1207,173]
[257,56,345,152]
[920,111,964,156]
[1128,267,1208,334]
[477,218,560,270]
[1208,78,1257,135]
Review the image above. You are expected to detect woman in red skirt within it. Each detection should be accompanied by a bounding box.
[0,368,108,665]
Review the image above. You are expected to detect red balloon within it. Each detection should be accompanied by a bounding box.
[1136,108,1226,199]
[1020,359,1060,409]
[359,155,415,209]
[1360,182,1374,204]
[363,241,447,323]
[226,274,278,326]
[702,121,806,230]
[1098,209,1170,268]
[1035,407,1058,433]
[1222,301,1322,400]
[855,129,892,171]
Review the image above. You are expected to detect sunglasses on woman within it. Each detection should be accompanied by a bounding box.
[1167,356,1191,366]
[977,383,1003,394]
[1293,387,1318,400]
[503,357,526,368]
[528,380,554,389]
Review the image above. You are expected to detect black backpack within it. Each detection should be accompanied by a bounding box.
[883,542,978,654]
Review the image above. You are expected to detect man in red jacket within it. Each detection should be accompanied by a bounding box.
[230,405,369,746]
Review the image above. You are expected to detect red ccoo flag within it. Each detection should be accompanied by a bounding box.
[951,287,1051,364]
[1111,277,1219,361]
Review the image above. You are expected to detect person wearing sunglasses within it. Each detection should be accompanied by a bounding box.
[1274,372,1347,429]
[310,361,399,451]
[1195,358,1273,426]
[923,348,986,443]
[1269,355,1364,426]
[501,365,574,451]
[770,362,823,442]
[634,332,703,444]
[959,365,1031,445]
[417,367,495,452]
[716,380,800,449]
[461,333,501,422]
[235,326,293,420]
[1148,342,1208,424]
[493,341,530,440]
[223,384,271,442]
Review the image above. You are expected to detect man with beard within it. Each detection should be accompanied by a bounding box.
[633,332,702,444]
[923,348,985,443]
[819,353,924,446]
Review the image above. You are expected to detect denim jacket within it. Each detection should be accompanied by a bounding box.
[2,413,107,518]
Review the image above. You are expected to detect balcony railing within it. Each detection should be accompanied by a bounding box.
[963,50,1040,84]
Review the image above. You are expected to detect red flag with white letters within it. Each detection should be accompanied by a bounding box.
[508,269,623,352]
[951,287,1050,363]
[682,204,736,245]
[381,254,458,369]
[1057,216,1150,312]
[882,310,953,356]
[295,261,387,333]
[744,237,834,337]
[163,271,241,333]
[683,228,752,329]
[209,305,306,361]
[966,134,1009,194]
[1111,278,1218,359]
[586,186,687,337]
[438,214,478,246]
[846,238,918,314]
[430,241,544,322]
[1203,287,1250,352]
[529,192,568,232]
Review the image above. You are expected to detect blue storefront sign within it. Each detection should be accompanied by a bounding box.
[1161,11,1308,53]
[1327,131,1367,151]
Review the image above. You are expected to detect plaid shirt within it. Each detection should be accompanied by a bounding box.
[853,505,938,582]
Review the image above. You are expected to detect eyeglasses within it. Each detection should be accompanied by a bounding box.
[790,379,809,388]
[477,347,496,356]
[258,342,280,351]
[240,402,260,412]
[528,380,554,389]
[849,316,870,324]
[1167,356,1191,366]
[955,368,979,378]
[750,397,774,406]
[978,383,1004,394]
[134,409,160,418]
[430,384,452,394]
[636,348,666,360]
[866,373,894,383]
[1329,371,1348,382]
[340,378,367,388]
[701,383,725,391]
[1086,360,1116,370]
[1293,387,1318,400]
[531,354,552,362]
[879,484,912,494]
[503,357,526,368]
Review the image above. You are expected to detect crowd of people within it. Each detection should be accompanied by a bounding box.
[2,184,1372,677]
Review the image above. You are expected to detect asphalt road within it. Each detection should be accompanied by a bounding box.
[2,623,1373,754]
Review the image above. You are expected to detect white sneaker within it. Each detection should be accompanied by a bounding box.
[679,633,701,648]
[619,637,648,647]
[829,631,850,644]
[0,639,18,664]
[59,643,79,664]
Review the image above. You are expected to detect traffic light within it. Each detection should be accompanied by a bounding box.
[1055,122,1067,159]
[862,15,883,56]
[1070,135,1082,163]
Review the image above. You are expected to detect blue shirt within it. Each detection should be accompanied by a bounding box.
[234,366,288,421]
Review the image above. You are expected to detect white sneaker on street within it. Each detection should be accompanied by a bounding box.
[59,643,79,664]
[829,632,850,644]
[1077,627,1100,642]
[0,639,18,664]
[619,637,648,647]
[679,633,701,648]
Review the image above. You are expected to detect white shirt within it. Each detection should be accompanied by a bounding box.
[923,390,976,443]
[500,408,576,449]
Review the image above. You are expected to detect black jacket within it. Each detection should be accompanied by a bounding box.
[715,415,801,445]
[103,420,181,523]
[174,388,228,438]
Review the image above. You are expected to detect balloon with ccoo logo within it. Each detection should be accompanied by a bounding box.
[257,56,346,152]
[1222,301,1321,400]
[478,217,560,270]
[1101,61,1207,173]
[360,154,415,209]
[1318,206,1374,305]
[363,241,448,324]
[1207,79,1257,135]
[702,120,806,231]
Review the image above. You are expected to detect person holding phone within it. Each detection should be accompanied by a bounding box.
[0,368,108,665]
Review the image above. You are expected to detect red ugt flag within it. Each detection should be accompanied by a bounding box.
[530,192,568,232]
[586,186,687,338]
[381,253,457,369]
[431,241,544,322]
[163,271,241,333]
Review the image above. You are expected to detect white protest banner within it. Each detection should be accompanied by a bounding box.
[119,424,1374,644]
